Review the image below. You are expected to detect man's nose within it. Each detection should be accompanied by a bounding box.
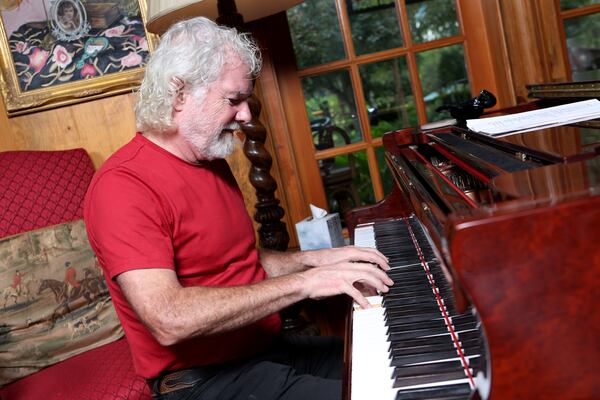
[236,100,252,124]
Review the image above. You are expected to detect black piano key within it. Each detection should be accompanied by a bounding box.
[383,288,450,302]
[395,383,472,400]
[385,273,431,284]
[385,304,446,318]
[397,284,448,296]
[376,243,419,251]
[399,396,472,400]
[387,314,477,334]
[385,281,437,293]
[384,295,434,306]
[385,304,456,322]
[384,286,437,297]
[384,295,439,307]
[393,369,472,389]
[384,311,453,326]
[390,338,482,358]
[390,343,481,367]
[387,268,424,276]
[387,262,424,270]
[389,329,481,351]
[385,281,451,295]
[393,359,468,378]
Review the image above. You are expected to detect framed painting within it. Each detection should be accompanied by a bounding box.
[0,0,156,116]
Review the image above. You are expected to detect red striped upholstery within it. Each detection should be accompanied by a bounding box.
[0,149,94,238]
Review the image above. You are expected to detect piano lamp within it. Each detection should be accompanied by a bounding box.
[145,0,303,33]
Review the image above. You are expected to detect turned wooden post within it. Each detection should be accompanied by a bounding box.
[241,98,290,251]
[216,0,290,252]
[214,0,319,334]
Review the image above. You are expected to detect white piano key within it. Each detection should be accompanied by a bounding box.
[353,224,376,248]
[351,296,396,400]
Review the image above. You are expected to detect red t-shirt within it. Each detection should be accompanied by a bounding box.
[84,133,281,378]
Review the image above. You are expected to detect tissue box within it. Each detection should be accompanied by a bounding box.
[295,213,344,251]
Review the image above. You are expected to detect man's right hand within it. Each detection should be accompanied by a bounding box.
[298,260,393,309]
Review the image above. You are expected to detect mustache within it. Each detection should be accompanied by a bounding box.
[223,122,240,132]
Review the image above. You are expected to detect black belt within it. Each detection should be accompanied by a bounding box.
[147,366,221,397]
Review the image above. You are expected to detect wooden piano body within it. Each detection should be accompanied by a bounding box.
[345,116,600,399]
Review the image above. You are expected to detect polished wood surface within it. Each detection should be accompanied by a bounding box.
[450,191,599,398]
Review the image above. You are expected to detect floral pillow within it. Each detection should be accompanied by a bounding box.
[0,219,123,386]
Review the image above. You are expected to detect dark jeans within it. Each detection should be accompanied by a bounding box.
[153,335,343,400]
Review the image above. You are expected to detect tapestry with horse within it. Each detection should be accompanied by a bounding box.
[0,219,123,386]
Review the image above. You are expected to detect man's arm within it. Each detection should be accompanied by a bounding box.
[117,251,392,347]
[259,246,389,278]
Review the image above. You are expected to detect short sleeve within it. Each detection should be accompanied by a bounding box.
[85,168,175,280]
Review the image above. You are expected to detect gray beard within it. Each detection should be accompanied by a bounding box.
[204,130,237,160]
[186,122,240,160]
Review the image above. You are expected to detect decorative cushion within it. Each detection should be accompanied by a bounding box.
[0,219,124,386]
[0,149,95,239]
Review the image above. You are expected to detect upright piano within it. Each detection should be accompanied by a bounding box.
[343,102,600,399]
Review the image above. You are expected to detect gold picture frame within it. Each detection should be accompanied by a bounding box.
[0,0,156,117]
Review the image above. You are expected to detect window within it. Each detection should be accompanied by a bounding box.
[560,0,600,81]
[286,0,471,224]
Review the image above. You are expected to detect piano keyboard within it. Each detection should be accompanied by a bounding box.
[351,216,488,400]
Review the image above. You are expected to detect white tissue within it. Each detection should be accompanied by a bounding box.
[309,204,328,219]
[295,205,344,251]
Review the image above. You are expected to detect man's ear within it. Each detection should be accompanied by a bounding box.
[173,91,186,112]
[170,76,186,112]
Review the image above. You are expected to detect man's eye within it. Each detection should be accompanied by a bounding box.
[228,98,243,106]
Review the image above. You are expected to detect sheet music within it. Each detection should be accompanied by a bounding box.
[466,99,600,137]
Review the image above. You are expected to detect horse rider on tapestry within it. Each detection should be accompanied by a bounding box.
[64,261,80,299]
[11,269,27,296]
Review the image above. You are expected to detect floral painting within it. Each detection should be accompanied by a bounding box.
[0,0,154,116]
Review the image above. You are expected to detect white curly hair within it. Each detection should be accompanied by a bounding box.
[135,17,262,133]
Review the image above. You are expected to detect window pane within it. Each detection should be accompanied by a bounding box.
[560,0,599,10]
[416,45,471,122]
[302,70,363,148]
[359,56,418,137]
[287,0,346,69]
[346,0,403,55]
[407,0,460,44]
[321,150,373,224]
[375,146,393,196]
[564,13,600,81]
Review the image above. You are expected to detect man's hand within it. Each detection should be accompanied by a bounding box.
[300,246,390,272]
[297,248,394,309]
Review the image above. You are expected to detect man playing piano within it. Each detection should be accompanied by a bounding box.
[84,17,392,400]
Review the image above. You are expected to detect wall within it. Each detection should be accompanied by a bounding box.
[0,92,135,168]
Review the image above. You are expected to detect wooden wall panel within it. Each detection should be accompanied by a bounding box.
[0,93,136,168]
[497,0,568,103]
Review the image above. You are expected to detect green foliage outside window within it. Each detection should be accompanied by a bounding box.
[564,13,600,81]
[287,0,346,69]
[560,0,599,10]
